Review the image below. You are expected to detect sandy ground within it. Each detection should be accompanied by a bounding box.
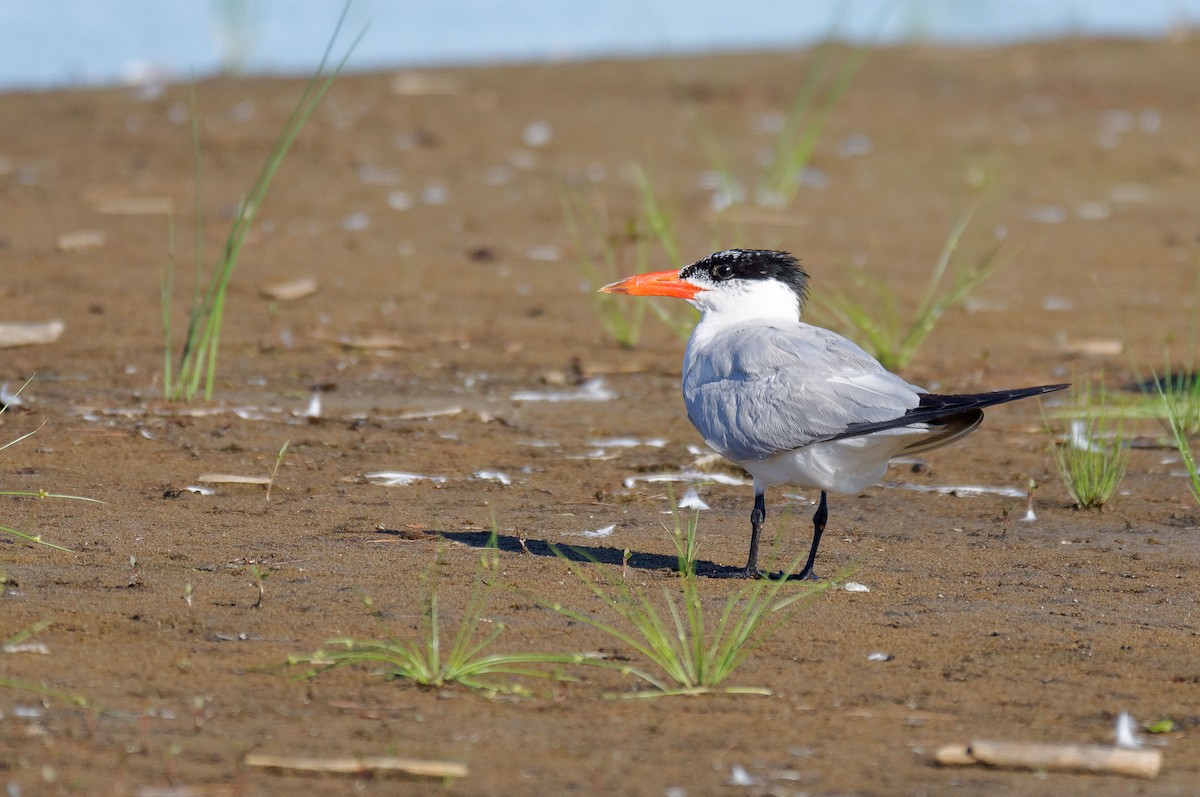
[3,35,1200,796]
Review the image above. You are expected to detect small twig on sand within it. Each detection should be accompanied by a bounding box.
[244,753,467,779]
[935,739,1162,779]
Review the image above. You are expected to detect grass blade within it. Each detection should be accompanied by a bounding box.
[290,536,580,694]
[813,207,1006,370]
[0,524,73,553]
[165,4,364,401]
[759,43,868,207]
[1161,376,1200,504]
[543,498,831,697]
[1051,378,1130,509]
[2,377,92,551]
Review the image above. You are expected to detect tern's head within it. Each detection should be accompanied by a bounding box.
[599,249,810,320]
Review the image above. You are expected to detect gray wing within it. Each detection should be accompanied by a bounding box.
[682,323,926,462]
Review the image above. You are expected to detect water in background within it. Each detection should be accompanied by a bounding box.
[4,0,1200,90]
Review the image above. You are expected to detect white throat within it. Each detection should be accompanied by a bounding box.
[689,278,802,334]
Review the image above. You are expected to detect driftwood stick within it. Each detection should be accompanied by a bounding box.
[933,744,977,766]
[935,740,1162,779]
[244,753,468,779]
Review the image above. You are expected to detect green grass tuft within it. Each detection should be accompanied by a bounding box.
[1136,370,1200,435]
[289,537,582,695]
[814,207,1006,371]
[1161,376,1200,505]
[757,43,868,208]
[1,377,99,551]
[1052,379,1130,510]
[545,498,830,697]
[1,620,130,718]
[562,167,699,348]
[1073,369,1200,437]
[692,41,866,212]
[163,5,363,401]
[560,189,649,348]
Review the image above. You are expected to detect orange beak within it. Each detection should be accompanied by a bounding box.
[598,269,702,300]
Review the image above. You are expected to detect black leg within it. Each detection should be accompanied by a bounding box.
[796,491,828,581]
[742,491,766,578]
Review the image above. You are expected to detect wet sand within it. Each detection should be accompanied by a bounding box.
[3,36,1200,795]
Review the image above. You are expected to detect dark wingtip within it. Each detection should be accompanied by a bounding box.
[914,383,1070,416]
[966,383,1071,402]
[824,382,1069,444]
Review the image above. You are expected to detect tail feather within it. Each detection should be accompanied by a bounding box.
[913,384,1070,417]
[826,383,1068,443]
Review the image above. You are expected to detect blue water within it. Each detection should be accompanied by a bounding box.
[4,0,1200,91]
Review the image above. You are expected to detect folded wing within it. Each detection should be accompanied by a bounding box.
[683,321,1067,462]
[683,323,927,461]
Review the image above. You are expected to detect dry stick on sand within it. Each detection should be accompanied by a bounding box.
[935,740,1163,779]
[244,753,467,779]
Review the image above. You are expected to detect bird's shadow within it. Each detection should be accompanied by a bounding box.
[394,529,805,580]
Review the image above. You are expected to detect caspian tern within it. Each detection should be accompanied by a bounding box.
[601,249,1066,579]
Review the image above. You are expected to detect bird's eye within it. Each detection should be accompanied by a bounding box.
[712,262,734,281]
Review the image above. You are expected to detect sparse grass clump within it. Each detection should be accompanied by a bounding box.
[1100,244,1200,433]
[546,500,830,697]
[289,540,581,695]
[2,378,99,551]
[814,208,1006,371]
[1128,370,1200,435]
[561,190,649,348]
[563,166,700,348]
[692,41,866,211]
[2,620,127,718]
[265,439,288,504]
[1053,378,1130,509]
[756,43,867,208]
[162,7,362,401]
[1162,378,1200,505]
[1082,364,1200,433]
